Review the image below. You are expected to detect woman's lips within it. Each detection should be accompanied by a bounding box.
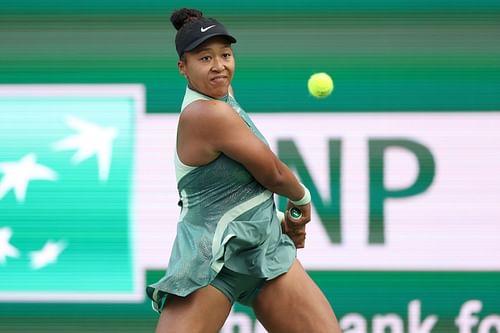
[211,75,227,83]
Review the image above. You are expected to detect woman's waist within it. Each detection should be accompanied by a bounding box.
[178,180,267,209]
[180,189,275,227]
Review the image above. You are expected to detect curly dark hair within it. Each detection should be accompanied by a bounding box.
[170,8,203,31]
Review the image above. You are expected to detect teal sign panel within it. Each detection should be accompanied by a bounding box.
[0,85,143,301]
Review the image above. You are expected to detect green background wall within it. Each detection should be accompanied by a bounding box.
[1,0,499,114]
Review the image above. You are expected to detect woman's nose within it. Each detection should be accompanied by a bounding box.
[211,58,224,72]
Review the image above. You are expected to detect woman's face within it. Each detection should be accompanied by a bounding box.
[178,37,235,99]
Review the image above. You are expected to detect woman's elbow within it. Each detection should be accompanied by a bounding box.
[259,170,287,192]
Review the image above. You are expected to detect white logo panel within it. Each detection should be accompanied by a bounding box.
[135,112,500,271]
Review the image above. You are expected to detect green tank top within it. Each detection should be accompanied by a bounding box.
[147,87,296,310]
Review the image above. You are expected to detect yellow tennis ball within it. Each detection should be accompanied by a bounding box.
[308,72,334,98]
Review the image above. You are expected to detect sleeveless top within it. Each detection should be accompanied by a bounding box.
[146,86,296,312]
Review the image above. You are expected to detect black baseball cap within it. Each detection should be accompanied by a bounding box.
[175,17,237,58]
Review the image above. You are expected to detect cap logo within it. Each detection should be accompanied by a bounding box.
[200,25,216,33]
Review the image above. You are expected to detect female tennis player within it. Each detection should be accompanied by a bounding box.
[147,8,341,333]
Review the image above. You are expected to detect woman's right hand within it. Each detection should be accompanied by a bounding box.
[283,202,311,248]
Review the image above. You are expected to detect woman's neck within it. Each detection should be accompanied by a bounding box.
[188,84,228,101]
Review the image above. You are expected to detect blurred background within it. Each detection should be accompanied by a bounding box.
[1,0,500,332]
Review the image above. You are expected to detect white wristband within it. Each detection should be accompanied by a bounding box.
[290,184,311,206]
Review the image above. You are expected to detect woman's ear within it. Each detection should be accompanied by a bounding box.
[178,60,187,77]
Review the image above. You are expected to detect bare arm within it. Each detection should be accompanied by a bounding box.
[178,99,305,201]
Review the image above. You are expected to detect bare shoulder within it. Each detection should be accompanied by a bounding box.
[177,100,238,165]
[177,100,248,161]
[179,99,240,132]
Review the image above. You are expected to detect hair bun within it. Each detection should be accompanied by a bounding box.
[170,8,203,31]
